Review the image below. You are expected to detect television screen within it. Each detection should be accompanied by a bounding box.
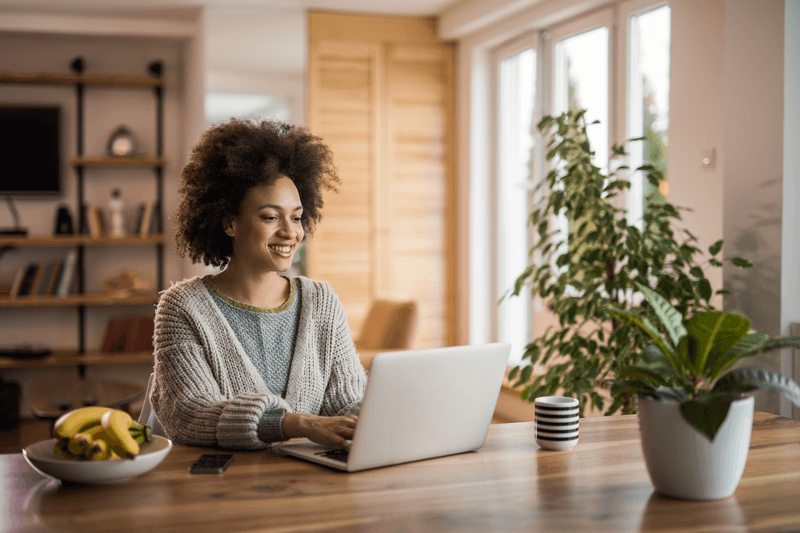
[0,105,61,196]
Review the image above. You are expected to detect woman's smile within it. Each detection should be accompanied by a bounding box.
[268,243,295,258]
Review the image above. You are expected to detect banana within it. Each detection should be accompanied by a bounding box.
[85,435,111,460]
[54,407,113,440]
[67,432,92,456]
[83,423,106,439]
[100,410,140,458]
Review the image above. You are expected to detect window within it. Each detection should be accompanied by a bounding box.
[492,39,537,364]
[552,24,610,174]
[626,4,671,225]
[474,1,671,357]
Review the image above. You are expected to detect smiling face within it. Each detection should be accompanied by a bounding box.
[225,176,305,274]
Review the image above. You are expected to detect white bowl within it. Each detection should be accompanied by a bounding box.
[23,435,173,485]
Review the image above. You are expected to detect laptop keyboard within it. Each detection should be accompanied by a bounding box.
[314,448,349,463]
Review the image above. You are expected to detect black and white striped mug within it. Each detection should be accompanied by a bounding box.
[534,396,579,450]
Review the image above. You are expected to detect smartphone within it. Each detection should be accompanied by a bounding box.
[189,454,234,474]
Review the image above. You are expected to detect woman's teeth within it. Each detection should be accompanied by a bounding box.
[269,245,293,257]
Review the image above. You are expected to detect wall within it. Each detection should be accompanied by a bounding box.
[666,0,726,306]
[204,7,307,127]
[0,27,196,416]
[721,0,785,415]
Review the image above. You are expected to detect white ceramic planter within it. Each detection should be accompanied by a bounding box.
[637,394,754,500]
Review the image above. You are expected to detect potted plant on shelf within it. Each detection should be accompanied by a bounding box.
[611,282,800,501]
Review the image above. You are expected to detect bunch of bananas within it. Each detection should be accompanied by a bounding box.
[52,407,152,460]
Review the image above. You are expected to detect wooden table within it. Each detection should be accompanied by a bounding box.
[3,411,800,533]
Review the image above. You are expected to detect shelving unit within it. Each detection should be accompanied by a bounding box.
[0,59,167,368]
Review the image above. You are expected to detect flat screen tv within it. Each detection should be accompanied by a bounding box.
[0,105,61,196]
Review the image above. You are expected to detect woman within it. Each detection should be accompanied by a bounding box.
[150,119,367,451]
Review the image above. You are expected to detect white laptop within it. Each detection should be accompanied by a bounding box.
[276,342,511,472]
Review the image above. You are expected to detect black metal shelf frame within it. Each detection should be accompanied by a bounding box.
[72,60,165,356]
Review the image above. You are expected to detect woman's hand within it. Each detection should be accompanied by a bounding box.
[281,413,358,451]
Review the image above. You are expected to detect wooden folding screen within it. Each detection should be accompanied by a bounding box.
[307,12,455,349]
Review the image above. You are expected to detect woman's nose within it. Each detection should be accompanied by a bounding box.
[277,218,296,238]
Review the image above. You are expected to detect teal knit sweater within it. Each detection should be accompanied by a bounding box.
[204,276,301,443]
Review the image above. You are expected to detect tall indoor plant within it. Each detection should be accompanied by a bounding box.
[506,108,752,416]
[612,282,800,500]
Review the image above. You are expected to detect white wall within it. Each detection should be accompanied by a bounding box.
[204,7,307,127]
[667,0,726,305]
[721,0,785,414]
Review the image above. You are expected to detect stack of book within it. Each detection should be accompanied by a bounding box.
[101,316,155,353]
[131,200,160,236]
[81,201,160,238]
[8,251,77,298]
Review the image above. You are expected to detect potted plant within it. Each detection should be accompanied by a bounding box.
[611,282,800,500]
[507,108,752,416]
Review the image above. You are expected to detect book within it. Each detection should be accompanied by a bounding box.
[56,251,77,296]
[132,203,146,235]
[85,205,102,237]
[148,201,161,234]
[46,260,64,295]
[139,201,154,236]
[124,317,155,353]
[9,265,27,298]
[35,262,57,296]
[101,316,154,353]
[96,207,107,236]
[16,263,39,296]
[101,317,132,353]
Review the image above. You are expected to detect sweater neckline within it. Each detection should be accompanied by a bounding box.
[203,275,295,314]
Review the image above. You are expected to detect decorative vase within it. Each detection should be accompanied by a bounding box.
[637,394,754,500]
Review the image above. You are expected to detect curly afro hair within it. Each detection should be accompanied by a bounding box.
[173,118,339,268]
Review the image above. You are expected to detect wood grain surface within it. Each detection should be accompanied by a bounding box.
[3,412,799,533]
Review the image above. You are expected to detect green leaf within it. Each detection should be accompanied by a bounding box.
[708,240,723,256]
[507,366,519,382]
[697,278,712,302]
[619,366,670,387]
[611,377,656,398]
[635,282,686,349]
[518,365,533,386]
[732,257,753,268]
[712,336,800,380]
[685,312,750,376]
[612,308,680,372]
[689,266,704,278]
[709,258,724,267]
[714,367,800,408]
[680,394,734,441]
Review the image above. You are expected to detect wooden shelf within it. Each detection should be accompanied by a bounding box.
[0,71,166,88]
[0,351,154,369]
[0,293,160,308]
[0,234,166,247]
[72,156,167,168]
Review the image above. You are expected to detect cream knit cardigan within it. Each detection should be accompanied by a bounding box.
[151,276,367,449]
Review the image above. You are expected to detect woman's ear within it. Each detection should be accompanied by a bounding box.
[223,217,236,237]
